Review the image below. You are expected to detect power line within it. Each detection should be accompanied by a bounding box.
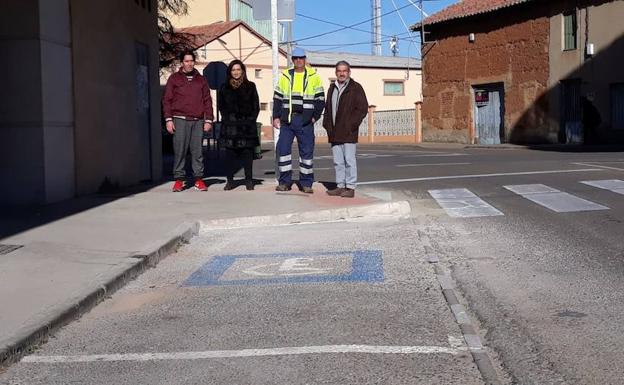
[390,0,420,58]
[187,1,431,55]
[286,2,415,44]
[299,35,419,47]
[296,13,419,43]
[305,38,395,51]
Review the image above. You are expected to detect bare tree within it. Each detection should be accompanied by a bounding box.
[158,0,195,68]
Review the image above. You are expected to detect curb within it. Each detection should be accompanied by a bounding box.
[432,263,502,385]
[0,221,200,368]
[419,226,503,384]
[200,201,412,231]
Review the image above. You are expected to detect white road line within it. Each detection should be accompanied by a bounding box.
[358,168,602,186]
[573,162,624,172]
[504,184,609,213]
[577,160,624,163]
[403,153,469,158]
[581,179,624,195]
[448,336,466,350]
[358,153,395,158]
[396,162,471,168]
[358,149,446,154]
[22,345,459,363]
[429,188,504,218]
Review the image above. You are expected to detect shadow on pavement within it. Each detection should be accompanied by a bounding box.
[0,147,247,240]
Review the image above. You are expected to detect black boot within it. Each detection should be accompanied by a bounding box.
[224,178,235,191]
[245,179,254,191]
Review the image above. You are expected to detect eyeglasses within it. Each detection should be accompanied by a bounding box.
[292,57,306,60]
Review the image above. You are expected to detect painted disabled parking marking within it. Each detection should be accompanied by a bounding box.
[428,188,504,218]
[183,250,384,286]
[241,257,333,277]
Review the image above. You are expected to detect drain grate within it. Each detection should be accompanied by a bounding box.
[0,244,23,255]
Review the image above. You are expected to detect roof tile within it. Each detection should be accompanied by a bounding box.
[422,0,533,26]
[177,21,242,48]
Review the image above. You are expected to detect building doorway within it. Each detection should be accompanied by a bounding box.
[561,79,582,144]
[473,83,505,144]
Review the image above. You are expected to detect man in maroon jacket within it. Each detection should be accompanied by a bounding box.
[162,50,214,192]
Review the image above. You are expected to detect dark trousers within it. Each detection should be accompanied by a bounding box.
[226,147,253,181]
[276,114,315,187]
[173,118,204,180]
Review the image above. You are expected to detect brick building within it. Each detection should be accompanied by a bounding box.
[414,0,624,144]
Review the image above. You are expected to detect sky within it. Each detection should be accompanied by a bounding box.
[292,0,458,58]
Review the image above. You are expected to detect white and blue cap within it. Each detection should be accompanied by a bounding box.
[292,47,306,58]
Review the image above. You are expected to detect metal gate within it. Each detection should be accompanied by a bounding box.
[611,83,624,130]
[473,85,504,144]
[561,79,582,143]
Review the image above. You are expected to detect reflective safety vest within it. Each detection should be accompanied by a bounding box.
[272,66,325,124]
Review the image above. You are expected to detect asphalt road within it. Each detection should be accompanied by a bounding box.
[258,143,624,383]
[1,219,486,384]
[341,144,624,384]
[3,144,624,384]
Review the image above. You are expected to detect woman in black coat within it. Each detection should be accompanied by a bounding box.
[218,60,260,190]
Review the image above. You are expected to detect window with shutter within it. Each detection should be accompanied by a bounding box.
[563,12,577,51]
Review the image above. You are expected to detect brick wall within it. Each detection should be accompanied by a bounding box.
[422,3,552,144]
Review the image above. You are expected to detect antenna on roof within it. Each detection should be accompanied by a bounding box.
[390,36,399,56]
[371,0,382,56]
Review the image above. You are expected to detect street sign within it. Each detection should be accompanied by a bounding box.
[475,90,489,107]
[203,61,228,90]
[250,0,295,21]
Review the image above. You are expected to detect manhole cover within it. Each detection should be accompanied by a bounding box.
[0,244,23,255]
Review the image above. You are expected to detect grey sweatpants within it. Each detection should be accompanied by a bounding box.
[173,118,204,180]
[332,143,357,189]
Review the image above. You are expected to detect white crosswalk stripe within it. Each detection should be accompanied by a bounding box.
[504,184,609,213]
[427,181,624,218]
[580,179,624,196]
[428,188,504,218]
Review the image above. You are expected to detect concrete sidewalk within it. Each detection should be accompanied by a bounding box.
[0,179,411,366]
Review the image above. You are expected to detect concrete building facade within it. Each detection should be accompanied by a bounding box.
[1,0,162,205]
[306,52,422,113]
[168,0,284,41]
[415,0,624,144]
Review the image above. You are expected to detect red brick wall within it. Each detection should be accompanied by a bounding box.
[422,4,551,144]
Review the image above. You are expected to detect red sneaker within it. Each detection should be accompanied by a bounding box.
[194,178,207,191]
[172,180,184,192]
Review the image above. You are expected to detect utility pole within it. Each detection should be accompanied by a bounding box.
[287,21,293,67]
[371,0,382,56]
[271,0,279,89]
[420,0,426,46]
[271,0,280,179]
